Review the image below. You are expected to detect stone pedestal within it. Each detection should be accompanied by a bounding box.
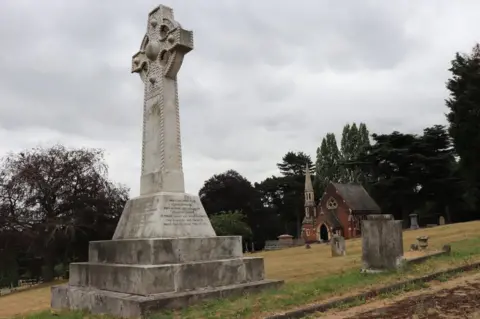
[112,192,216,240]
[51,236,282,318]
[409,213,419,230]
[361,214,404,272]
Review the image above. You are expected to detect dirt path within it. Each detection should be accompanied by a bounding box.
[320,271,480,318]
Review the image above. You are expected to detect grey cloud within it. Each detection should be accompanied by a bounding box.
[1,0,479,195]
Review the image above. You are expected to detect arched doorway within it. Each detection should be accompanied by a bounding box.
[318,224,329,242]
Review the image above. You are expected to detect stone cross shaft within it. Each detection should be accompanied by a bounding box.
[132,5,193,195]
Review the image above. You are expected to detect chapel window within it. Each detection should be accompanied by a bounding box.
[326,197,338,209]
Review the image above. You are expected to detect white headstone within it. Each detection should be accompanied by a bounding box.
[439,216,446,225]
[113,5,216,239]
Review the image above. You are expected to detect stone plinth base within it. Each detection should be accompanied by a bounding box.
[113,192,217,240]
[51,236,283,317]
[52,280,282,318]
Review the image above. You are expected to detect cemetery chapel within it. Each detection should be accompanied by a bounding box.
[301,164,381,242]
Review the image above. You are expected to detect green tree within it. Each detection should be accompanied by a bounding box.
[341,123,359,163]
[339,122,371,183]
[416,125,465,223]
[276,151,314,237]
[199,170,277,248]
[350,126,461,225]
[199,170,258,216]
[254,176,287,236]
[446,43,480,209]
[277,151,314,176]
[0,145,128,282]
[358,123,371,151]
[209,210,253,239]
[314,133,341,195]
[352,131,423,224]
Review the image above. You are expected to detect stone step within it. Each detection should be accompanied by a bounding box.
[88,236,242,265]
[69,257,265,296]
[52,279,284,318]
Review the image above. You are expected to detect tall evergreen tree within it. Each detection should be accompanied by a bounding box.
[314,133,341,195]
[315,123,370,192]
[446,43,480,209]
[339,123,371,183]
[351,126,461,225]
[341,123,359,162]
[358,123,371,151]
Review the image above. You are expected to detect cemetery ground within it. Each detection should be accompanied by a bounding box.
[310,270,480,318]
[2,221,480,319]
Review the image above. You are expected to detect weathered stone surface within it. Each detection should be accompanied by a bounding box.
[409,213,419,230]
[51,5,284,317]
[89,236,242,264]
[361,216,403,271]
[52,279,283,318]
[367,214,393,221]
[439,216,446,225]
[132,5,193,196]
[69,257,265,295]
[416,235,429,250]
[331,235,346,257]
[113,192,216,239]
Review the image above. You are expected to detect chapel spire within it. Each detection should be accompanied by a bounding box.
[304,163,315,207]
[305,163,314,193]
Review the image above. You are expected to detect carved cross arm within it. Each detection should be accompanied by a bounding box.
[167,27,194,54]
[131,50,148,74]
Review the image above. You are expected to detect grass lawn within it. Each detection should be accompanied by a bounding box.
[5,220,480,319]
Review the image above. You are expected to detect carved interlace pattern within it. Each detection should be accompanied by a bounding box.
[174,81,182,169]
[145,62,162,100]
[133,5,192,182]
[141,84,147,174]
[158,76,165,172]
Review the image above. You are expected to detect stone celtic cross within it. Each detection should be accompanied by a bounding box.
[132,5,193,195]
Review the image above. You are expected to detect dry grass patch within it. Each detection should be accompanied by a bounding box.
[252,221,480,282]
[0,281,65,319]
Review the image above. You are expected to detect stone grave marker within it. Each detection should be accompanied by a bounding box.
[439,216,446,225]
[361,214,404,272]
[409,213,419,230]
[331,235,346,257]
[51,5,283,318]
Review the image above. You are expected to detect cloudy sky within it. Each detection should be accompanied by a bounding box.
[0,0,479,196]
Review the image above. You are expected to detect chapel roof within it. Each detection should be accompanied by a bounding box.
[331,182,381,212]
[324,209,342,229]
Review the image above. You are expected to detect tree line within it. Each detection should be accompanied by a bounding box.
[200,44,480,244]
[1,44,479,287]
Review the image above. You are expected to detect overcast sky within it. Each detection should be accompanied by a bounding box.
[0,0,479,196]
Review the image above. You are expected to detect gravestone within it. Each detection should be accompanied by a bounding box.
[331,235,346,257]
[51,5,282,318]
[409,213,419,230]
[361,214,404,272]
[439,216,446,225]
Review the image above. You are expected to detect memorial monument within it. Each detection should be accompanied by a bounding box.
[361,214,404,273]
[51,5,282,318]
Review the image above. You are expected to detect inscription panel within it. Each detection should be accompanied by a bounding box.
[161,196,210,227]
[113,192,217,239]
